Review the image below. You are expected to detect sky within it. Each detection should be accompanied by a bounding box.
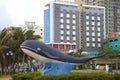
[0,0,74,30]
[0,0,54,30]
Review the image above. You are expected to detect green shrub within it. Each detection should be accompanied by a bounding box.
[114,72,120,80]
[12,72,41,80]
[12,72,120,80]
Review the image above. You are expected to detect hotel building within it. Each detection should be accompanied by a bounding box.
[81,5,105,54]
[86,0,120,34]
[44,1,79,52]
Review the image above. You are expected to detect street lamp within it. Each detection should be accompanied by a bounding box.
[6,51,13,74]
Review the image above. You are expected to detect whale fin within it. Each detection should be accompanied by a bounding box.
[67,52,74,56]
[37,50,59,59]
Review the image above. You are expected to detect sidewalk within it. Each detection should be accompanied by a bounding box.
[0,75,12,80]
[72,69,120,73]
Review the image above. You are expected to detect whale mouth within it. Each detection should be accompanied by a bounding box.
[20,45,37,53]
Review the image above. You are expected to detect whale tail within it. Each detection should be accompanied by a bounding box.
[94,53,108,58]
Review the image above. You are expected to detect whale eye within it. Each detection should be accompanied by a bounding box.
[37,48,41,51]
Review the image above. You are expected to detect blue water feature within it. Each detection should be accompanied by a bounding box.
[42,62,72,75]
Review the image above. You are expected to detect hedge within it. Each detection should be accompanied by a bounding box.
[12,72,41,80]
[12,72,120,80]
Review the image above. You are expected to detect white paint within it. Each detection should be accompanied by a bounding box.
[50,2,54,42]
[82,4,105,9]
[51,1,77,6]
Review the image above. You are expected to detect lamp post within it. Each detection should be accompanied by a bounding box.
[6,51,13,74]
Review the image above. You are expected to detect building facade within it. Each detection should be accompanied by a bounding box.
[86,0,120,34]
[47,43,76,54]
[24,21,44,41]
[82,5,105,54]
[107,32,120,50]
[44,1,79,49]
[74,0,86,49]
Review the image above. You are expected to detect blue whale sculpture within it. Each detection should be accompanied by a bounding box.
[20,40,106,74]
[20,40,106,63]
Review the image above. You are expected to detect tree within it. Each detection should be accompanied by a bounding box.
[8,27,41,72]
[0,27,41,74]
[0,28,13,74]
[73,49,85,57]
[99,48,120,59]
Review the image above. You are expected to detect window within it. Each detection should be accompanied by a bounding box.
[60,25,64,28]
[86,16,89,19]
[67,36,70,40]
[97,27,100,31]
[60,13,63,17]
[60,41,63,43]
[61,36,64,40]
[66,25,70,29]
[98,33,101,36]
[92,16,95,20]
[97,22,100,26]
[114,39,118,41]
[86,32,89,36]
[67,19,70,23]
[73,20,76,24]
[97,17,100,20]
[73,25,76,29]
[92,43,95,47]
[92,38,95,41]
[98,44,101,47]
[92,32,95,36]
[98,38,101,41]
[86,21,89,25]
[86,38,90,41]
[86,27,89,30]
[86,43,90,47]
[73,31,76,35]
[67,41,70,43]
[73,42,76,44]
[67,31,70,34]
[73,37,76,40]
[60,30,64,34]
[92,22,95,25]
[92,27,95,31]
[60,19,63,23]
[73,14,76,18]
[67,14,70,18]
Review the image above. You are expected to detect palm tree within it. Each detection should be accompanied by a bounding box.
[0,27,41,74]
[8,27,41,72]
[0,28,13,74]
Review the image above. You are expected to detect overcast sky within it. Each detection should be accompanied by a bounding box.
[0,0,54,30]
[0,0,74,30]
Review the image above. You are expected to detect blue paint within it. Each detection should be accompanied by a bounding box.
[44,9,50,43]
[42,62,72,75]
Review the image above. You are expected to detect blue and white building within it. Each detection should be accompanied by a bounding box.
[44,1,79,50]
[81,5,105,55]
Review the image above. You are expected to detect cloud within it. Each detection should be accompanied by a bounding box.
[0,0,51,30]
[0,0,73,30]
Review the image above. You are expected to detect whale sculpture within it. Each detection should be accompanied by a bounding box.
[20,40,106,75]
